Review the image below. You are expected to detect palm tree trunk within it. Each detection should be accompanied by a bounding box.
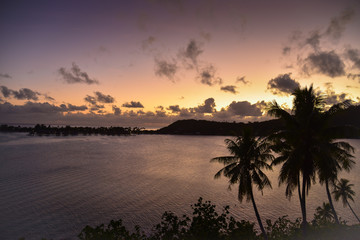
[250,186,268,240]
[301,174,308,235]
[325,180,339,224]
[347,201,360,223]
[297,175,302,207]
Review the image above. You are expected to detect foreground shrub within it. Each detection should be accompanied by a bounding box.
[79,198,258,240]
[78,219,146,240]
[20,198,360,240]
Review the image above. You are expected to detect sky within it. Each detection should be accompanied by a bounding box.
[1,0,360,129]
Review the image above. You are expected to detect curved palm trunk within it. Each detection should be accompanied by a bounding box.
[347,201,360,223]
[325,180,339,224]
[250,187,268,240]
[300,174,308,235]
[297,175,302,207]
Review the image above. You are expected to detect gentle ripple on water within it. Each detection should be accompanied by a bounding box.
[0,133,359,240]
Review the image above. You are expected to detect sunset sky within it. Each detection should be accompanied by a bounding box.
[1,0,360,128]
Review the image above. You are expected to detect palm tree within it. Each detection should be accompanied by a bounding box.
[333,178,360,223]
[211,128,273,240]
[268,85,324,230]
[313,101,355,224]
[316,140,354,224]
[313,202,335,223]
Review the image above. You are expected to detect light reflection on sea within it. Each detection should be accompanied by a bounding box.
[0,133,359,240]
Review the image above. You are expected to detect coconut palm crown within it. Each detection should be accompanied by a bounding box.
[211,128,273,240]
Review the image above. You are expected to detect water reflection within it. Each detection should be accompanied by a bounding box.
[0,133,359,240]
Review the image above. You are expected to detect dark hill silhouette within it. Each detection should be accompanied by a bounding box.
[157,119,283,136]
[157,105,360,137]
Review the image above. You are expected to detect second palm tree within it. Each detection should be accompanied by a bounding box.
[211,128,273,240]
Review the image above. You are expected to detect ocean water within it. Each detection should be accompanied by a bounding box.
[0,133,359,240]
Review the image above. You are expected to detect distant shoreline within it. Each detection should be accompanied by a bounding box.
[2,106,360,139]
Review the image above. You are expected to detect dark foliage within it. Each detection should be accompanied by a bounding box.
[78,198,258,240]
[18,199,360,240]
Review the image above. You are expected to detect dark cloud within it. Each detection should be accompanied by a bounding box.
[155,110,167,117]
[255,100,269,112]
[212,108,231,119]
[0,73,12,79]
[94,91,115,103]
[44,94,55,101]
[303,51,345,78]
[193,98,216,113]
[122,101,144,108]
[323,83,350,105]
[346,84,359,89]
[84,92,115,107]
[305,31,321,51]
[154,58,178,81]
[345,48,360,70]
[90,104,105,111]
[228,101,262,116]
[220,85,238,94]
[236,76,249,84]
[12,88,39,100]
[198,65,222,86]
[179,108,193,117]
[267,73,300,96]
[301,9,355,50]
[136,110,145,115]
[324,92,348,105]
[282,47,291,55]
[112,105,121,115]
[0,86,40,100]
[0,86,12,98]
[167,105,181,113]
[84,95,97,105]
[0,101,66,114]
[145,111,155,117]
[59,104,87,112]
[347,73,360,82]
[179,39,203,69]
[58,62,99,85]
[66,104,88,111]
[325,8,355,40]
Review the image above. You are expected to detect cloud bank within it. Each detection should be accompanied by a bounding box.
[0,86,43,101]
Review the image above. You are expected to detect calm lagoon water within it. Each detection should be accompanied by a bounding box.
[0,133,359,240]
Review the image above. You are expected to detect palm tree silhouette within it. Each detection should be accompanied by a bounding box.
[268,85,324,231]
[313,202,334,223]
[333,178,360,223]
[267,86,356,230]
[313,101,355,224]
[211,128,273,240]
